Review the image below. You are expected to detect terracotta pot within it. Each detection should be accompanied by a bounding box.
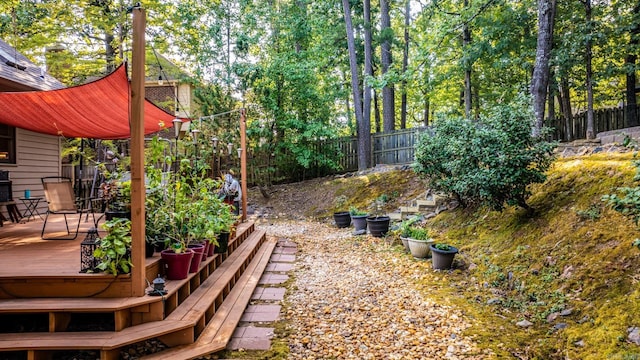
[187,244,206,273]
[206,240,215,256]
[160,249,194,280]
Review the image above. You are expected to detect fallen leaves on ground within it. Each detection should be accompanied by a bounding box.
[258,220,494,359]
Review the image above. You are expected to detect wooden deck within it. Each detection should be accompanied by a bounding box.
[0,215,272,359]
[0,215,148,298]
[0,214,111,277]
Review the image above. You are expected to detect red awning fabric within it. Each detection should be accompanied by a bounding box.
[0,64,180,139]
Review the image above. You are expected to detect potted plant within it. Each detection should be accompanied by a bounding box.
[429,243,459,270]
[333,211,351,228]
[349,206,368,233]
[396,216,422,252]
[144,139,195,279]
[93,217,133,276]
[404,226,434,259]
[331,195,351,228]
[366,196,391,237]
[98,161,132,221]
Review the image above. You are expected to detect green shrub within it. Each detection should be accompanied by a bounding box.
[349,206,367,216]
[413,96,556,212]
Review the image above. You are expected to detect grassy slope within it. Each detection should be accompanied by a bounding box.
[421,152,640,359]
[246,155,640,358]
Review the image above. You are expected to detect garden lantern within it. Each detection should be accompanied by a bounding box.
[191,128,200,158]
[237,147,242,159]
[172,118,183,139]
[80,227,100,273]
[148,274,167,296]
[227,142,233,155]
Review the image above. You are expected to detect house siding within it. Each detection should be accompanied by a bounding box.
[0,128,60,220]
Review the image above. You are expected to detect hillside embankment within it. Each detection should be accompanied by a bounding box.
[247,152,640,359]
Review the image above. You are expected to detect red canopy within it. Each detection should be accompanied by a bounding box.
[0,65,180,139]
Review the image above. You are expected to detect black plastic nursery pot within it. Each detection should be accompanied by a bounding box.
[430,244,459,270]
[333,211,351,228]
[215,231,230,253]
[366,216,390,237]
[351,214,368,232]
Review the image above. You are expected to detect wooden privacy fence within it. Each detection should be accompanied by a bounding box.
[372,127,431,165]
[314,126,432,174]
[547,105,640,141]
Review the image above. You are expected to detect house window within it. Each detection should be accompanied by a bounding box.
[0,124,16,164]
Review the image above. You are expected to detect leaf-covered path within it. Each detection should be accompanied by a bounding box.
[259,220,493,359]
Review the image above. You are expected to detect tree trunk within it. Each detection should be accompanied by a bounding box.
[560,76,573,141]
[105,32,116,73]
[400,0,410,129]
[362,0,373,169]
[342,0,366,170]
[530,0,557,136]
[548,70,557,138]
[463,0,472,119]
[625,2,640,127]
[584,0,595,139]
[344,70,353,136]
[423,94,430,127]
[374,89,381,133]
[380,0,395,132]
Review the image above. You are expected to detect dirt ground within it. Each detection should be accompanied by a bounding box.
[246,165,429,222]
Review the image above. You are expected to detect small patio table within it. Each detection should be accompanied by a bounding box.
[19,197,44,222]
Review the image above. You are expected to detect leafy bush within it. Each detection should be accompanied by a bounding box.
[602,154,640,249]
[413,97,556,212]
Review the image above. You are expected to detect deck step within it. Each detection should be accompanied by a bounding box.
[140,237,277,360]
[0,226,269,359]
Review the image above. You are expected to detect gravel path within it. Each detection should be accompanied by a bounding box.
[259,220,492,360]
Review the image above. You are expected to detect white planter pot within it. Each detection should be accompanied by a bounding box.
[407,238,434,258]
[400,237,410,253]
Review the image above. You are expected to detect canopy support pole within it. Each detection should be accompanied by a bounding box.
[130,6,146,297]
[240,109,247,222]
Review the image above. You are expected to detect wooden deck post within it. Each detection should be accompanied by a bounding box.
[130,6,147,297]
[240,109,247,222]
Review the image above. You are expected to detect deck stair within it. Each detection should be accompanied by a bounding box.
[0,220,272,360]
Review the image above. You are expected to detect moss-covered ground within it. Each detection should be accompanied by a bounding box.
[239,154,640,359]
[417,153,640,359]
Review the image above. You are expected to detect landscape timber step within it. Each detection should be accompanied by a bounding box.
[0,227,267,360]
[140,237,277,360]
[0,221,255,333]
